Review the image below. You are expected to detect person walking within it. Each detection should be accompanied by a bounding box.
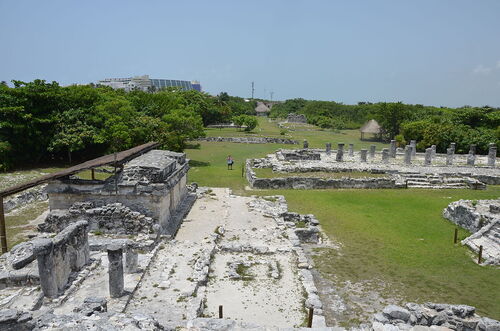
[227,155,234,170]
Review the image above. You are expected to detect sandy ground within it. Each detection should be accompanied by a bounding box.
[125,188,307,328]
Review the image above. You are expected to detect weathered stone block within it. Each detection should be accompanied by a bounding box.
[107,244,124,298]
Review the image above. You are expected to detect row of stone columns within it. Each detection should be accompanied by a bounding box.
[107,244,139,298]
[322,140,497,166]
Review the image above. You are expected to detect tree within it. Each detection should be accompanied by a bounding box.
[233,115,258,132]
[162,108,205,151]
[373,102,410,139]
[48,109,97,164]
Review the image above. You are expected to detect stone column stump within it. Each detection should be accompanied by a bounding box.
[390,140,397,158]
[125,248,139,274]
[404,145,412,165]
[326,143,331,155]
[467,153,476,166]
[410,140,417,157]
[369,145,376,158]
[450,142,456,154]
[107,244,124,298]
[360,149,367,163]
[469,144,477,155]
[381,148,389,163]
[348,144,354,157]
[431,145,436,157]
[488,143,497,167]
[303,140,309,149]
[446,148,454,166]
[336,143,344,162]
[424,148,432,166]
[34,239,58,298]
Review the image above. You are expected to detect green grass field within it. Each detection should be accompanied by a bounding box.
[205,117,389,149]
[186,117,500,321]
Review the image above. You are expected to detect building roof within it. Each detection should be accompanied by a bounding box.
[360,119,382,134]
[0,142,159,197]
[255,101,270,113]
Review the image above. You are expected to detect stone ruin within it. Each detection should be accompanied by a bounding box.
[373,302,500,331]
[44,150,191,236]
[277,148,321,161]
[246,141,500,190]
[0,149,198,330]
[286,113,307,123]
[2,147,500,330]
[443,199,500,265]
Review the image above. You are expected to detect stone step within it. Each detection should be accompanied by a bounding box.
[442,183,468,187]
[402,174,427,179]
[405,177,428,182]
[444,178,466,184]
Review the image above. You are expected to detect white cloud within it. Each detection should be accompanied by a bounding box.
[473,65,492,75]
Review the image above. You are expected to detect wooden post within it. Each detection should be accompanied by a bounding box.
[218,305,223,318]
[307,307,314,328]
[114,152,118,195]
[478,245,483,264]
[454,228,458,244]
[91,168,95,180]
[0,196,7,253]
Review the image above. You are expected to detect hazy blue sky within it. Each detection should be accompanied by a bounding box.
[1,0,500,107]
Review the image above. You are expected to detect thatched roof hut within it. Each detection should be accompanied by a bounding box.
[255,101,270,116]
[360,119,382,140]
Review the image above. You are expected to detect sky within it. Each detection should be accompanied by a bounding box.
[1,0,500,107]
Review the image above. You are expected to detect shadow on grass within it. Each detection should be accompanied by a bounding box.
[185,143,201,149]
[189,160,211,167]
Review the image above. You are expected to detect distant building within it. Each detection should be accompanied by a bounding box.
[360,119,382,140]
[97,75,201,92]
[255,101,271,116]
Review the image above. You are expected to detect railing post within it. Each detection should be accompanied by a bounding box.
[307,307,314,328]
[0,196,8,253]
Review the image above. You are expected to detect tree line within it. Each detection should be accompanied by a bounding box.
[270,99,500,154]
[0,80,256,170]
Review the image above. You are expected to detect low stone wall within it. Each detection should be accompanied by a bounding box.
[443,199,499,232]
[39,202,156,235]
[373,302,500,331]
[443,199,500,265]
[3,185,48,213]
[246,160,397,190]
[33,220,90,297]
[197,136,298,144]
[0,221,90,293]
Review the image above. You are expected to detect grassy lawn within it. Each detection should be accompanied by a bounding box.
[204,117,389,150]
[253,168,387,179]
[187,141,285,195]
[0,167,64,191]
[259,188,500,321]
[185,136,500,321]
[6,201,48,248]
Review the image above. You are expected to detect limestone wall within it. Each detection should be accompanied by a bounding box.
[197,136,298,144]
[443,199,499,233]
[39,202,155,235]
[33,220,90,297]
[3,185,48,213]
[246,160,397,190]
[46,159,189,235]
